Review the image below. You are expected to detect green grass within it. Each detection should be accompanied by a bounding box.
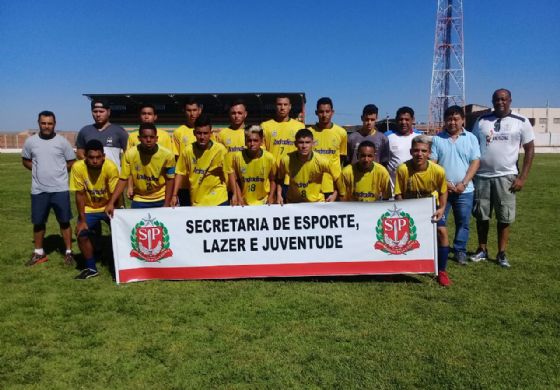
[1,153,559,388]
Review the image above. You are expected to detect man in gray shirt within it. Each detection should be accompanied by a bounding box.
[346,104,389,166]
[76,100,128,169]
[22,111,76,266]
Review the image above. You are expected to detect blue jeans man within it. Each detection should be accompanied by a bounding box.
[437,191,474,263]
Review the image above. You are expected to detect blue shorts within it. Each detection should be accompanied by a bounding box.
[131,199,165,209]
[31,191,72,225]
[79,212,111,237]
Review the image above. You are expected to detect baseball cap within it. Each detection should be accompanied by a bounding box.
[91,100,111,110]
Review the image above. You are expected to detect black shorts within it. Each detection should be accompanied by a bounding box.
[31,191,72,225]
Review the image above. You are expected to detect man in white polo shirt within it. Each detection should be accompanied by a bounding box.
[386,106,421,190]
[470,88,535,267]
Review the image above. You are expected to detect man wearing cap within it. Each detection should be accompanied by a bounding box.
[22,110,76,267]
[76,100,128,169]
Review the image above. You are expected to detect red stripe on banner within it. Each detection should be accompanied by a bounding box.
[118,260,435,283]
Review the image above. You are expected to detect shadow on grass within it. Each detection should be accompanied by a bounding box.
[225,274,424,284]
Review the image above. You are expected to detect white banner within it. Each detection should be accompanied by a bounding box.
[111,198,437,283]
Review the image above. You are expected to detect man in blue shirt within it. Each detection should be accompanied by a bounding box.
[431,106,480,265]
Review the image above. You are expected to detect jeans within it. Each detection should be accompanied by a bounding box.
[438,191,474,254]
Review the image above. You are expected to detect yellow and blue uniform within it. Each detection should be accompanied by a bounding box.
[172,125,196,157]
[127,128,174,153]
[227,150,276,205]
[120,146,175,202]
[176,141,228,206]
[262,118,303,163]
[277,151,341,203]
[342,162,391,202]
[215,127,246,153]
[394,160,447,202]
[308,124,347,193]
[70,159,119,212]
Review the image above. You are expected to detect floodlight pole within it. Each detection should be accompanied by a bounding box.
[428,0,465,133]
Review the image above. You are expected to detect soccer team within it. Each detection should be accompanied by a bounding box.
[22,89,535,285]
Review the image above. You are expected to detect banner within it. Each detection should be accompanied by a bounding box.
[111,198,438,283]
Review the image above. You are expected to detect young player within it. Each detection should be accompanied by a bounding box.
[347,104,390,166]
[276,128,343,204]
[394,135,450,286]
[227,125,276,206]
[308,97,347,196]
[172,114,229,206]
[126,104,174,199]
[341,141,391,202]
[261,95,302,163]
[70,140,119,279]
[105,123,175,216]
[215,99,248,153]
[172,98,202,206]
[127,104,174,151]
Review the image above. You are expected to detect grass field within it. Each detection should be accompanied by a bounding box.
[0,153,559,388]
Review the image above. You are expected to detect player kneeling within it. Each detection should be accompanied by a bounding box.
[341,141,391,202]
[276,128,343,204]
[394,135,450,286]
[70,140,119,279]
[228,125,276,206]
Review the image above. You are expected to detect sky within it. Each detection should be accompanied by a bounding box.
[1,0,559,131]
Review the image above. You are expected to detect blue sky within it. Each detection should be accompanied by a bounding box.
[1,0,559,131]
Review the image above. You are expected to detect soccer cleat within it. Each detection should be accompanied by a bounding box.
[26,252,48,266]
[456,252,468,266]
[437,271,452,287]
[74,268,99,280]
[497,253,511,268]
[470,249,488,263]
[64,252,76,266]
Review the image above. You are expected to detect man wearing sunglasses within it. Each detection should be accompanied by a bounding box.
[470,89,535,268]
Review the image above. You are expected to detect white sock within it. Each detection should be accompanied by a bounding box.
[65,249,72,254]
[34,248,45,255]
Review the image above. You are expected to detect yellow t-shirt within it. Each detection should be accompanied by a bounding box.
[70,159,119,213]
[176,141,228,206]
[308,123,348,193]
[215,127,246,153]
[120,146,176,202]
[127,129,175,153]
[394,160,447,202]
[261,118,303,163]
[277,151,341,203]
[172,125,196,157]
[341,163,391,202]
[227,150,276,205]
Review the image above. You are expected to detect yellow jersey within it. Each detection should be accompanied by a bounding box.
[176,141,228,206]
[227,150,276,205]
[261,118,303,163]
[394,160,447,202]
[308,123,347,193]
[120,146,176,202]
[127,128,175,153]
[70,159,119,213]
[215,127,246,153]
[278,151,341,203]
[172,125,196,157]
[341,163,391,202]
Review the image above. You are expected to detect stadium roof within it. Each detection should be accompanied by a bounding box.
[83,92,306,126]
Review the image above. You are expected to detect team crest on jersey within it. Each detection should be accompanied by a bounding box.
[272,131,277,137]
[130,214,173,262]
[374,204,420,255]
[241,166,247,174]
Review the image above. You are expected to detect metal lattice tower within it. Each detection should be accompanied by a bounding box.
[428,0,465,132]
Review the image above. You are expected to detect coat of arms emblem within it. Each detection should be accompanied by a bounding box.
[130,214,173,262]
[374,204,420,255]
